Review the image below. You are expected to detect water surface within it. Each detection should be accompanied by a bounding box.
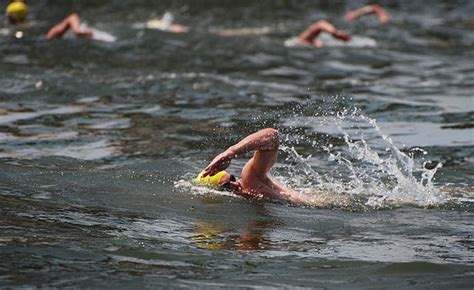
[0,0,473,288]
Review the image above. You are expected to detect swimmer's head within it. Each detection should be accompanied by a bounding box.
[194,170,237,191]
[6,0,28,24]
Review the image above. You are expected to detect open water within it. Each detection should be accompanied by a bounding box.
[0,0,473,288]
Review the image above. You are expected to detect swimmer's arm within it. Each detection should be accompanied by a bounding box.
[373,6,390,23]
[297,20,351,45]
[227,128,279,157]
[46,17,70,39]
[46,13,92,39]
[345,5,390,23]
[297,20,336,44]
[202,128,279,177]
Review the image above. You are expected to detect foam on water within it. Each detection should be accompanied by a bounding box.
[319,33,377,48]
[280,104,445,209]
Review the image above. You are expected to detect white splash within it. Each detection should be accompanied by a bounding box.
[281,106,445,208]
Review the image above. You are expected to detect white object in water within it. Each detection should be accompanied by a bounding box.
[145,12,174,31]
[79,23,116,42]
[284,37,303,47]
[284,34,377,48]
[319,33,376,48]
[15,30,23,38]
[89,27,116,42]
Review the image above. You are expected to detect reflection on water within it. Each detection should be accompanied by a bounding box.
[192,217,274,251]
[192,222,228,250]
[190,196,275,251]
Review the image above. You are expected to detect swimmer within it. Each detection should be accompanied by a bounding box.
[5,0,28,25]
[286,20,351,48]
[144,12,188,33]
[3,0,32,38]
[344,4,391,24]
[46,13,116,42]
[46,13,93,39]
[194,128,305,204]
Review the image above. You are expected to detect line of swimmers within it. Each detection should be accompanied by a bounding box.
[5,0,390,47]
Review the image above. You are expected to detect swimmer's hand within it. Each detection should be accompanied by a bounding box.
[202,149,235,177]
[376,11,390,24]
[333,30,351,42]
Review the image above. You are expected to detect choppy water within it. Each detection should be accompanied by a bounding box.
[1,0,473,288]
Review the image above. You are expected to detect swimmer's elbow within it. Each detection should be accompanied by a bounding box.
[69,13,80,19]
[370,4,381,10]
[262,127,278,136]
[262,128,279,147]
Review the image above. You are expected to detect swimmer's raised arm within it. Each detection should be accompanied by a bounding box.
[344,4,390,23]
[297,20,351,47]
[46,13,93,39]
[202,128,279,177]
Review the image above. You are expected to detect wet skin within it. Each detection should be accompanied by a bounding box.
[204,128,305,203]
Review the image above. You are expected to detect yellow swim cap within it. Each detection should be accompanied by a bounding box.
[6,1,28,22]
[193,170,227,188]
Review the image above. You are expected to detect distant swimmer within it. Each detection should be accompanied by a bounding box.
[344,4,391,24]
[285,4,389,48]
[285,20,351,48]
[46,13,116,42]
[5,0,28,25]
[3,0,31,37]
[143,12,188,33]
[46,13,92,39]
[194,128,305,204]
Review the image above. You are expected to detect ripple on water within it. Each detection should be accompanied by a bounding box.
[0,1,473,288]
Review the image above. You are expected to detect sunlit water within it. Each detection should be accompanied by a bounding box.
[1,0,473,288]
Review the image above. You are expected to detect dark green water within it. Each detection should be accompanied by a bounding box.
[0,0,473,288]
